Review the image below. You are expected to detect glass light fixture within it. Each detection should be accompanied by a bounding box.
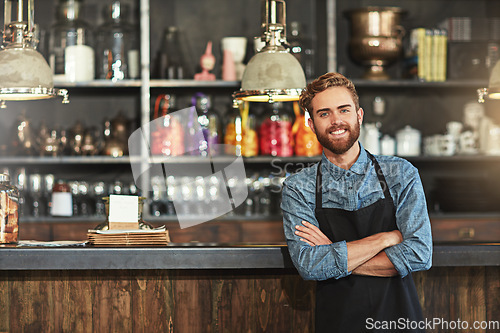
[0,0,68,105]
[477,60,500,103]
[232,0,306,103]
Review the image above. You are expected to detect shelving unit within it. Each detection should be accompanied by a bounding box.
[2,0,500,233]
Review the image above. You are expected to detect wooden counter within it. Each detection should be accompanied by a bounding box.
[0,244,498,332]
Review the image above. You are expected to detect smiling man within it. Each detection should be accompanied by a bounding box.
[281,72,433,332]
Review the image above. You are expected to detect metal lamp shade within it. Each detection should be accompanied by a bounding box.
[234,48,306,103]
[0,47,61,101]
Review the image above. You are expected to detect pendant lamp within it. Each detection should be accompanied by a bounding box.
[232,0,306,104]
[477,60,500,103]
[0,0,68,106]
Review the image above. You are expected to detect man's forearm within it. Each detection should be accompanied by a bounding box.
[346,230,401,272]
[351,251,398,277]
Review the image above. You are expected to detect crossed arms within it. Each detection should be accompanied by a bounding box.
[295,221,403,277]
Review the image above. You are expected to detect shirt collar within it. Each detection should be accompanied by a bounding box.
[320,142,370,180]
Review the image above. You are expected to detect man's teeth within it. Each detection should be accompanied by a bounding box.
[330,129,346,135]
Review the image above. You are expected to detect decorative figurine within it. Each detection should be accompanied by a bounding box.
[194,41,216,81]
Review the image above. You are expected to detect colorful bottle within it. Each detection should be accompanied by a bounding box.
[189,93,221,156]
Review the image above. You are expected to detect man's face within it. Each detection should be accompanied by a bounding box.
[307,87,363,155]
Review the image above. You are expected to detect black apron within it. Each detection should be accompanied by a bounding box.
[314,152,424,333]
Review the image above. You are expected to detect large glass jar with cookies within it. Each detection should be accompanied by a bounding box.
[0,174,20,244]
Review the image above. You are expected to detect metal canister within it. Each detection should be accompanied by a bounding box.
[0,174,20,244]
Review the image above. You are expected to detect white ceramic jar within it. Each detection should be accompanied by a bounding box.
[396,126,421,156]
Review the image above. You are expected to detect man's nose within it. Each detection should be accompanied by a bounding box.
[329,113,343,125]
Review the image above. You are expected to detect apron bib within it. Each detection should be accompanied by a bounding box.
[314,152,424,333]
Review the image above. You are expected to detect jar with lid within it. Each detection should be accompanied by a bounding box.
[48,0,95,82]
[224,102,259,157]
[0,174,20,244]
[96,1,139,80]
[151,94,185,156]
[259,102,294,157]
[51,180,73,217]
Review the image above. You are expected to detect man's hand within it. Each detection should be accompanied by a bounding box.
[295,221,332,246]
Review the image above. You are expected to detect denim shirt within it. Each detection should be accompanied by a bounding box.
[281,145,433,281]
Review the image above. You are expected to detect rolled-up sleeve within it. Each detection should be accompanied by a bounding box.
[281,181,350,281]
[384,167,433,277]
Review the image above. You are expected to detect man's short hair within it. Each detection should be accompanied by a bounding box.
[299,72,360,114]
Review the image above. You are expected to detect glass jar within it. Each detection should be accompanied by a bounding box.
[224,103,259,157]
[259,102,294,156]
[150,94,185,156]
[96,1,139,80]
[48,0,94,81]
[0,174,20,244]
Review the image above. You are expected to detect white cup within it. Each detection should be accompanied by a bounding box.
[459,131,477,154]
[446,121,463,141]
[439,134,456,156]
[221,37,247,63]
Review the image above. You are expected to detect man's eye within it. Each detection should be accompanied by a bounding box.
[340,108,349,113]
[320,112,328,117]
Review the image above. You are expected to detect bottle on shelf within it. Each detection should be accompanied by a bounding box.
[287,21,315,80]
[92,181,107,217]
[48,0,95,82]
[95,1,140,80]
[29,174,45,218]
[13,168,27,218]
[150,176,166,217]
[51,180,73,217]
[154,26,191,79]
[44,174,55,215]
[188,93,221,156]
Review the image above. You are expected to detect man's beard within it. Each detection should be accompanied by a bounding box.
[313,121,360,155]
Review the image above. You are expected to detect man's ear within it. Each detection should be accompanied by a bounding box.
[308,116,316,134]
[357,107,364,126]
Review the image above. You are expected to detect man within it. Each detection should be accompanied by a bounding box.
[281,72,432,332]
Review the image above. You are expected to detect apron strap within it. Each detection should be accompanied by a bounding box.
[316,161,323,209]
[315,150,392,209]
[366,151,392,200]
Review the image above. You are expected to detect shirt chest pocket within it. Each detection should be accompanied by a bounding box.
[357,182,386,209]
